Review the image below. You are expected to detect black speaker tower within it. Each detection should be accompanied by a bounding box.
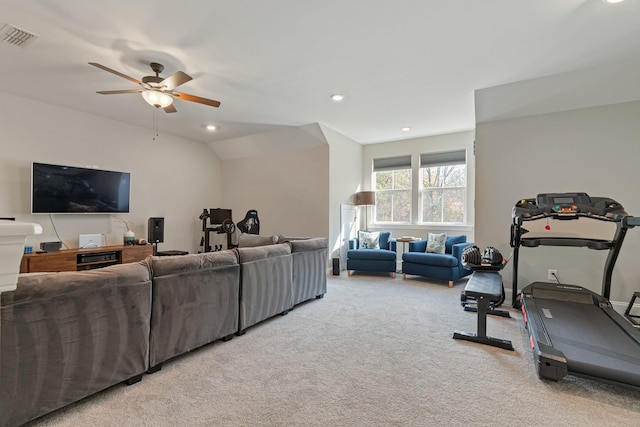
[148,217,165,255]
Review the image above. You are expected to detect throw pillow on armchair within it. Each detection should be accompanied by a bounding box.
[426,232,447,254]
[359,231,380,249]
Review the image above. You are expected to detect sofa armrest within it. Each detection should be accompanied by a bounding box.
[408,240,427,252]
[349,238,358,250]
[389,238,397,252]
[452,242,473,263]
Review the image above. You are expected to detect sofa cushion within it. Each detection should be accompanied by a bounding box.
[347,248,396,261]
[148,253,239,368]
[236,243,293,332]
[237,233,278,248]
[403,251,459,268]
[150,250,238,277]
[358,231,380,249]
[426,232,447,254]
[236,243,291,263]
[289,237,328,253]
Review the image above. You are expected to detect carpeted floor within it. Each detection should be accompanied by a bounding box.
[26,273,640,426]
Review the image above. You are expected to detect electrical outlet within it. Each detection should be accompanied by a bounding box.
[548,269,558,281]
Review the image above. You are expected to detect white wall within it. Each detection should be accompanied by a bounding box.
[475,100,640,307]
[220,143,330,241]
[362,130,475,242]
[0,91,222,254]
[324,124,363,258]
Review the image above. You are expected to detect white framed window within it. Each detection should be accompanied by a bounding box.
[372,155,412,223]
[419,150,466,223]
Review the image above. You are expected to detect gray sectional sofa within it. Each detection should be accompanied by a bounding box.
[0,262,152,427]
[0,237,328,427]
[290,238,328,305]
[237,243,293,334]
[148,250,240,372]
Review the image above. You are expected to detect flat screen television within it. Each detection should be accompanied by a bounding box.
[31,162,131,214]
[209,208,232,225]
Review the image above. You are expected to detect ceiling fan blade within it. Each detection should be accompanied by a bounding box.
[161,71,192,90]
[88,62,142,86]
[173,92,221,108]
[96,89,143,95]
[164,104,177,113]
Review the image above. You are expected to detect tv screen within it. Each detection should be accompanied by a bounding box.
[209,208,232,225]
[31,162,131,214]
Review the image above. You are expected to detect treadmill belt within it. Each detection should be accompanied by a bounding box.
[535,298,640,386]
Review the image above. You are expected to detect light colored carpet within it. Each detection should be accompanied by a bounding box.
[26,273,640,426]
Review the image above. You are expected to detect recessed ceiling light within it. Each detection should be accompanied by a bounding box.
[603,0,624,3]
[402,127,411,132]
[330,94,345,102]
[206,124,217,131]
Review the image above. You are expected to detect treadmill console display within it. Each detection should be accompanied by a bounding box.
[536,192,591,214]
[513,192,627,222]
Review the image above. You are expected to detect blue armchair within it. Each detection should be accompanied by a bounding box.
[347,231,397,277]
[401,235,473,287]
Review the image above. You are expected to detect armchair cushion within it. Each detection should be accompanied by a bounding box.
[403,252,458,268]
[408,239,428,252]
[347,248,397,261]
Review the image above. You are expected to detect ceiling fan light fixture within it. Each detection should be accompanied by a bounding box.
[142,90,173,108]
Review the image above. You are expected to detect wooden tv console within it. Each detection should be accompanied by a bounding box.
[20,244,154,273]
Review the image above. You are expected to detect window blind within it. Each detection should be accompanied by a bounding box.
[420,150,466,168]
[372,155,412,172]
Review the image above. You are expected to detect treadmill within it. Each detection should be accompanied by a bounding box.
[510,192,640,390]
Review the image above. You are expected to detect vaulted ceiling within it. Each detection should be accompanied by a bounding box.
[1,0,639,146]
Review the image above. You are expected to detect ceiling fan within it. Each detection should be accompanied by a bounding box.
[88,62,221,113]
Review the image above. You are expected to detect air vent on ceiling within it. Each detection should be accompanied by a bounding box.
[1,24,39,47]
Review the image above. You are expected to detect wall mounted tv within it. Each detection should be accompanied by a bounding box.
[31,162,131,214]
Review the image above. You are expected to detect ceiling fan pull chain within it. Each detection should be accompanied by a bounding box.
[152,110,158,141]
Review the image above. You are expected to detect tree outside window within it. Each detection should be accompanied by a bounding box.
[420,164,466,223]
[419,150,466,223]
[374,169,411,222]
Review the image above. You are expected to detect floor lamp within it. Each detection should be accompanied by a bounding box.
[355,191,376,231]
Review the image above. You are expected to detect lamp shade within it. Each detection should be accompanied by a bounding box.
[355,191,375,206]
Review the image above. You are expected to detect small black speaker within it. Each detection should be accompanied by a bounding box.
[332,258,340,276]
[148,217,165,243]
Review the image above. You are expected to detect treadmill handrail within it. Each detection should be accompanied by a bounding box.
[623,216,640,228]
[513,209,627,224]
[510,192,640,307]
